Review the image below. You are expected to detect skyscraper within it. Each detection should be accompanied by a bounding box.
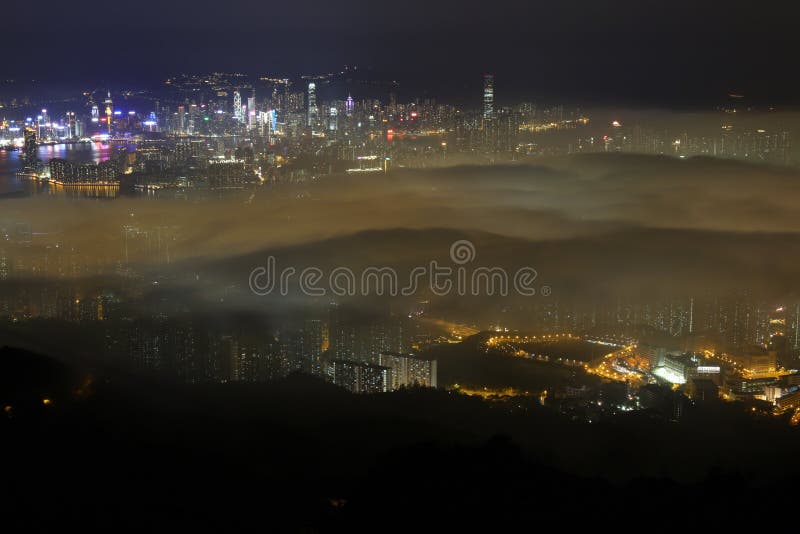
[177,105,185,133]
[307,83,318,129]
[233,91,243,123]
[483,74,494,120]
[327,359,392,393]
[247,96,256,130]
[65,112,81,139]
[37,109,49,139]
[104,91,113,135]
[329,106,338,131]
[378,352,438,389]
[22,127,38,169]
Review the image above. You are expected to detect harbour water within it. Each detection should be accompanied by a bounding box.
[0,142,114,197]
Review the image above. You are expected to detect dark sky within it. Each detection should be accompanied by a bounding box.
[6,0,800,105]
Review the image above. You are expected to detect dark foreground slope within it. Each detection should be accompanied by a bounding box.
[2,345,799,531]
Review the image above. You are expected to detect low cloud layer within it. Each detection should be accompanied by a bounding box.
[3,153,800,302]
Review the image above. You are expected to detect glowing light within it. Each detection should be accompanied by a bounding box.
[653,366,686,385]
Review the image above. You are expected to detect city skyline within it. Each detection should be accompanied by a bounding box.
[4,2,800,529]
[4,1,800,105]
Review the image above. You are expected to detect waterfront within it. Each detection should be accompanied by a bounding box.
[0,142,113,196]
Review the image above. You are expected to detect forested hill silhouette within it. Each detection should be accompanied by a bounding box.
[2,345,800,530]
[0,345,83,410]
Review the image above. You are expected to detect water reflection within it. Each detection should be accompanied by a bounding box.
[0,142,116,197]
[26,181,120,199]
[1,141,266,201]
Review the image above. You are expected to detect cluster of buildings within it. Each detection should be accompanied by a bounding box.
[326,353,437,394]
[637,340,800,411]
[517,295,800,369]
[117,308,437,393]
[0,108,86,149]
[573,120,792,165]
[0,261,439,393]
[48,158,118,185]
[4,71,794,194]
[2,72,587,191]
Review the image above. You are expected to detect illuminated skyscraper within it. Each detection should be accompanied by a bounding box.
[346,94,354,117]
[233,91,243,123]
[307,83,318,128]
[22,127,38,169]
[38,109,49,139]
[65,112,81,138]
[247,96,256,129]
[104,91,113,135]
[483,74,494,120]
[177,105,186,133]
[329,106,338,131]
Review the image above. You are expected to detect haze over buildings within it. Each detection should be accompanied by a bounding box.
[3,0,800,529]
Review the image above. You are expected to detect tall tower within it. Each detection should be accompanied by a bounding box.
[233,91,243,123]
[177,105,185,133]
[247,95,256,129]
[307,83,318,129]
[66,111,78,138]
[104,91,113,135]
[23,127,38,169]
[346,94,354,117]
[38,109,49,139]
[483,74,494,120]
[329,106,338,131]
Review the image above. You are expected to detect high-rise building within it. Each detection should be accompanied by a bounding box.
[48,159,119,184]
[328,302,356,360]
[65,112,82,139]
[329,106,338,131]
[378,352,438,389]
[307,83,318,129]
[37,109,49,139]
[104,91,113,135]
[247,96,256,130]
[22,127,38,168]
[233,91,243,123]
[188,103,198,134]
[483,74,494,120]
[208,160,246,189]
[231,335,283,382]
[177,105,186,133]
[280,318,324,375]
[327,359,392,393]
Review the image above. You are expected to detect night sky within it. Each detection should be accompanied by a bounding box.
[5,0,800,104]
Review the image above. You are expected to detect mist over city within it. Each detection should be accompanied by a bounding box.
[3,1,800,530]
